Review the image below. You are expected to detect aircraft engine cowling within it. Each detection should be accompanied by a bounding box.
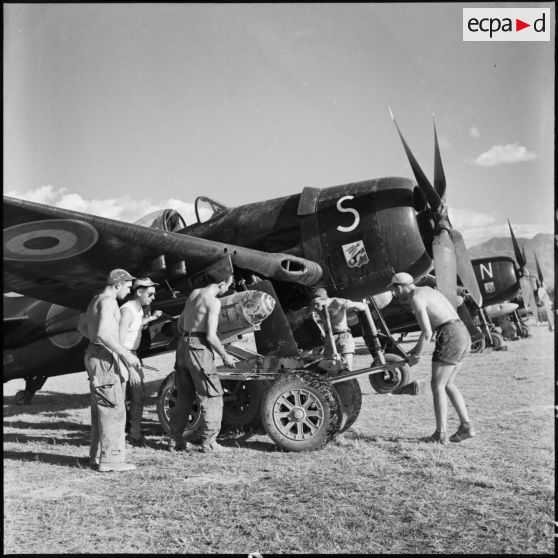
[471,256,520,306]
[297,177,433,300]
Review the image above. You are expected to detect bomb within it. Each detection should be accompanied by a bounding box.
[218,290,276,339]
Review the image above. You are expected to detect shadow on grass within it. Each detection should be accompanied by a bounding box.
[4,449,92,469]
[3,379,166,417]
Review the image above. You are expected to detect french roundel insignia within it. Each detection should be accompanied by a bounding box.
[4,219,99,262]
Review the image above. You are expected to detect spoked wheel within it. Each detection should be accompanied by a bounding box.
[221,379,268,431]
[490,331,505,351]
[470,336,486,353]
[156,371,202,439]
[331,379,362,433]
[261,373,340,452]
[369,353,410,394]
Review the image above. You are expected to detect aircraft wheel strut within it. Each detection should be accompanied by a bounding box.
[470,336,486,353]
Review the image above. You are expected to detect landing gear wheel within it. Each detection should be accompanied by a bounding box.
[490,332,504,351]
[369,353,410,394]
[470,336,486,353]
[221,380,268,431]
[331,379,362,433]
[518,324,530,338]
[261,373,340,452]
[14,390,32,405]
[157,371,202,440]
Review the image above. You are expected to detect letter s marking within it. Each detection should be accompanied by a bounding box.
[336,196,360,233]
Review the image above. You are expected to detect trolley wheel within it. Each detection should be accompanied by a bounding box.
[490,331,505,351]
[331,379,362,433]
[221,379,268,430]
[156,371,202,440]
[261,372,341,452]
[369,353,411,394]
[518,324,530,338]
[470,336,486,353]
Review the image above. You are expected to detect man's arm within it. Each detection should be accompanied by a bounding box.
[408,294,433,363]
[205,298,235,368]
[96,299,140,369]
[119,306,142,384]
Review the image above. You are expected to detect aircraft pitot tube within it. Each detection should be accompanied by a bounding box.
[388,108,482,309]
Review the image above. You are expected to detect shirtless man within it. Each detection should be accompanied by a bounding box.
[81,268,141,471]
[169,272,236,452]
[119,277,163,446]
[387,272,475,444]
[311,288,367,370]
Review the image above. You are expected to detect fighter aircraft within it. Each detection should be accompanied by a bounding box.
[4,113,485,448]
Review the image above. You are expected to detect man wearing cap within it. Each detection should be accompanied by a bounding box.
[119,277,163,446]
[169,271,236,452]
[387,272,475,445]
[82,269,142,472]
[310,288,368,371]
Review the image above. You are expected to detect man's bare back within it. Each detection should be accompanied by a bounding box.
[410,286,459,332]
[86,294,121,346]
[180,288,217,333]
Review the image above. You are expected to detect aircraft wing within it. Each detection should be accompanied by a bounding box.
[3,196,323,311]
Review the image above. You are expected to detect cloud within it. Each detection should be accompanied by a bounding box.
[450,208,552,247]
[6,186,198,225]
[471,143,538,167]
[469,127,480,139]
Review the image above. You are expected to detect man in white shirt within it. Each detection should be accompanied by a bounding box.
[119,277,163,446]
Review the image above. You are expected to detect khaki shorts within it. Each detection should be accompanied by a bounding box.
[324,331,355,356]
[432,321,471,365]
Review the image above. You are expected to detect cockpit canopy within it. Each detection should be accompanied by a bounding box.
[194,196,228,224]
[134,209,187,232]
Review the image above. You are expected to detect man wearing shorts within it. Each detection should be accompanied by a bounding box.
[311,288,367,371]
[387,272,475,444]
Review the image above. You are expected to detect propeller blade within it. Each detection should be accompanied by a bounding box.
[451,229,483,308]
[521,245,528,269]
[388,107,442,211]
[508,220,526,269]
[432,115,447,202]
[534,251,545,285]
[538,287,554,331]
[518,276,535,313]
[432,228,458,308]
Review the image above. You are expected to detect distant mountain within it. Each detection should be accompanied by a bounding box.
[468,233,554,289]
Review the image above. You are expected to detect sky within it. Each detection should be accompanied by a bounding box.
[4,2,555,247]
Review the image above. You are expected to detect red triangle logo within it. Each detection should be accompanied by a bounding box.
[516,19,530,31]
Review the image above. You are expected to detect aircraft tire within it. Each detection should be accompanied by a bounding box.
[470,336,486,353]
[331,379,362,433]
[261,372,340,452]
[156,371,203,441]
[369,353,410,394]
[490,332,505,351]
[518,324,530,338]
[221,379,269,431]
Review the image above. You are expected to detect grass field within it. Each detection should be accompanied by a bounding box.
[3,321,554,554]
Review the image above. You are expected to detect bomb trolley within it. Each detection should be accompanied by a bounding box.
[157,284,423,452]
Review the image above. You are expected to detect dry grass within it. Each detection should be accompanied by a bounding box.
[3,321,554,554]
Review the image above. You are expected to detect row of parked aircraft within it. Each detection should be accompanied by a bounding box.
[3,112,553,450]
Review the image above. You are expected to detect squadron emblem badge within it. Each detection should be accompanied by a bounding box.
[342,240,369,268]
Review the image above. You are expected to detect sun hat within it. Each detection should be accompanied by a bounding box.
[107,268,136,285]
[387,272,415,289]
[133,277,159,289]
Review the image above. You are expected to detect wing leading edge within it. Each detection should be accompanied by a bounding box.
[3,196,322,310]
